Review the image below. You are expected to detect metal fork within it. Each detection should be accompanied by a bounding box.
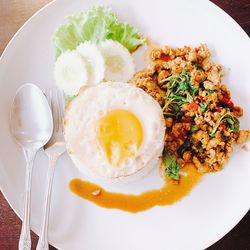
[36,89,66,250]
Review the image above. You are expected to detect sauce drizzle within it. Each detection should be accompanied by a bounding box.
[69,164,202,213]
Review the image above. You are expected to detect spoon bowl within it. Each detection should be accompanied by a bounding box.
[10,83,53,250]
[10,83,53,150]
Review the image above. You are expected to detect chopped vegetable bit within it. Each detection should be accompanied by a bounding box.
[209,112,239,137]
[177,139,192,157]
[207,89,214,94]
[160,54,171,61]
[191,125,198,133]
[225,117,239,132]
[191,62,204,71]
[189,101,199,112]
[209,131,216,138]
[199,102,208,112]
[164,153,180,180]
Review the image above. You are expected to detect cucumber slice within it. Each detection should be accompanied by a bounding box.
[99,40,135,82]
[76,42,105,85]
[54,51,88,96]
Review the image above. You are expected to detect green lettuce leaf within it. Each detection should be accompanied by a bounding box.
[53,6,144,58]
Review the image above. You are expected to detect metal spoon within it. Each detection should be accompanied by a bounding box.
[10,83,53,250]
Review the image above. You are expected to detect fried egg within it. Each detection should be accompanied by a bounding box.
[64,82,165,181]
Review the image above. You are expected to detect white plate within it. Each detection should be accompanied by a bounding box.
[0,0,250,249]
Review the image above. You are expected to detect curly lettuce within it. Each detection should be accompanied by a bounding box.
[53,6,144,58]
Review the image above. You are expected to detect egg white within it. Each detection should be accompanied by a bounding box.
[64,82,166,181]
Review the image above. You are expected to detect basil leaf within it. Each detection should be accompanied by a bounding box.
[207,89,214,94]
[209,132,216,137]
[191,62,204,71]
[200,102,208,112]
[164,153,180,180]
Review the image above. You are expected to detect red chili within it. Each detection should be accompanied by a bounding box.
[182,116,192,122]
[199,153,207,158]
[221,93,231,104]
[189,101,199,112]
[217,107,222,112]
[220,93,234,109]
[220,122,226,129]
[228,101,234,108]
[234,106,241,113]
[160,54,171,62]
[198,96,204,101]
[221,97,230,103]
[180,130,188,138]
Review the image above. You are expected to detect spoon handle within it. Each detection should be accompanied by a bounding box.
[19,149,36,250]
[36,155,57,250]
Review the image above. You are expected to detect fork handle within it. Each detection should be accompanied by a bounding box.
[19,149,36,250]
[36,155,57,250]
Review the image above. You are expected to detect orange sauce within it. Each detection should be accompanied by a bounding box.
[69,164,202,213]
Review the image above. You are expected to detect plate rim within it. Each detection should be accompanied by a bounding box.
[0,1,249,249]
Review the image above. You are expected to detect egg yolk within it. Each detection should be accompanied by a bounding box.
[97,109,143,166]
